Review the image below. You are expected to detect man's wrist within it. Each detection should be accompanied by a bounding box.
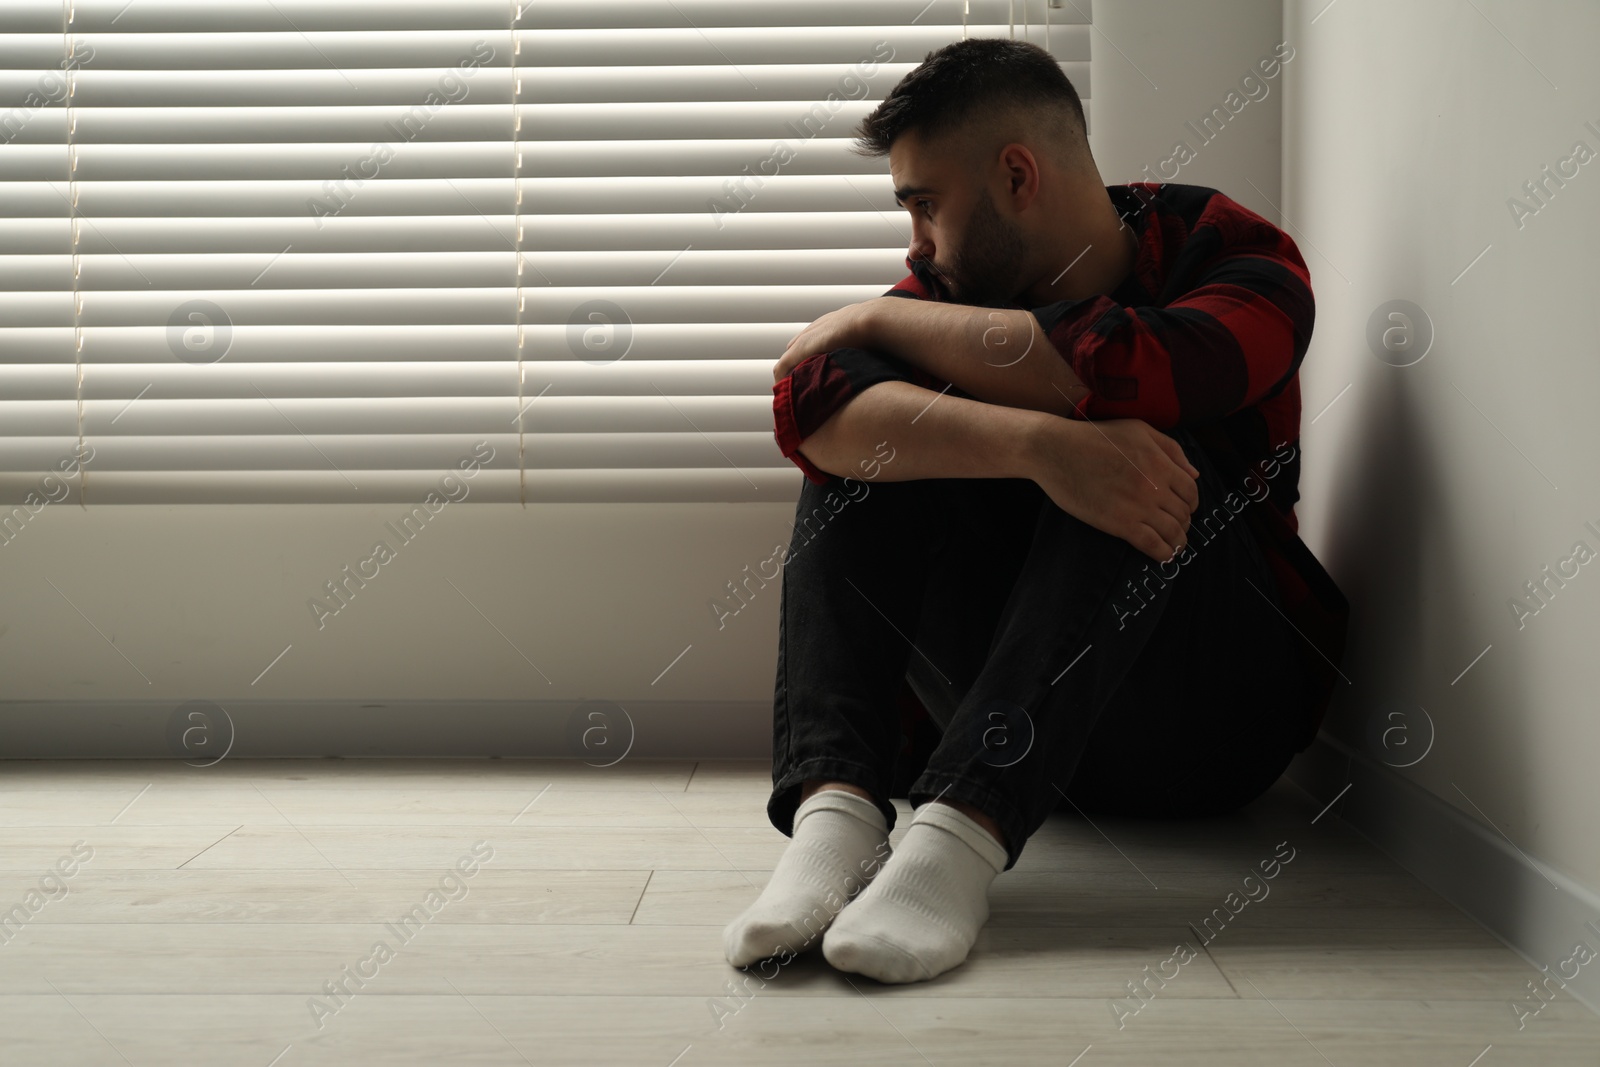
[1015,408,1076,482]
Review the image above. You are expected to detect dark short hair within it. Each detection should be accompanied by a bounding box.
[853,37,1087,159]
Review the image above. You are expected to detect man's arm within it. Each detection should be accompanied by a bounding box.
[787,188,1314,435]
[1027,192,1314,430]
[794,377,1048,483]
[866,299,1092,419]
[793,376,1201,564]
[773,298,1090,420]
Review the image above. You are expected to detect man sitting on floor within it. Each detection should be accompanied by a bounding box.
[725,36,1349,985]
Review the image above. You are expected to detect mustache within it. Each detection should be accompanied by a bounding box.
[909,251,950,282]
[908,251,958,299]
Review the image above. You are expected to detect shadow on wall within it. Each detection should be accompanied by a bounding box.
[1316,301,1535,919]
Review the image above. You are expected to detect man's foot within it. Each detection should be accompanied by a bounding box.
[722,786,891,968]
[821,799,1007,983]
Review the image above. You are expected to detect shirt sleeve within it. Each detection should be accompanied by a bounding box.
[772,351,862,486]
[1033,191,1314,429]
[771,264,951,485]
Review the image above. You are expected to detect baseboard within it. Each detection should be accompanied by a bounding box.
[1284,732,1600,1021]
[0,699,772,762]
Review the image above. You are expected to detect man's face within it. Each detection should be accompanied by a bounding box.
[888,130,1028,306]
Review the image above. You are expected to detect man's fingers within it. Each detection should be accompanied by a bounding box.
[1154,510,1188,555]
[774,346,802,381]
[1149,438,1200,511]
[1155,431,1200,478]
[1135,521,1181,563]
[1172,467,1199,513]
[1109,427,1201,563]
[1134,430,1199,511]
[1157,493,1192,540]
[1148,448,1197,514]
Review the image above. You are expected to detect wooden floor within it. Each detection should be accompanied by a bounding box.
[0,759,1595,1066]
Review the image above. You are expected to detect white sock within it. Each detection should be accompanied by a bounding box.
[822,800,1007,983]
[723,788,891,968]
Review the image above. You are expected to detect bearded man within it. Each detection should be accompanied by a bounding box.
[726,36,1349,986]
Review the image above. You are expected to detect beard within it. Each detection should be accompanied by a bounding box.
[939,188,1028,306]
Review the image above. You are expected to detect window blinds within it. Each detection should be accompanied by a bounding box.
[0,0,1090,505]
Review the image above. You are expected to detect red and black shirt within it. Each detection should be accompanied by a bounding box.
[772,182,1349,747]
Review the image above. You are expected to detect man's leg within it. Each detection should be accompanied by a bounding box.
[726,469,942,967]
[765,470,938,839]
[898,458,1313,824]
[894,476,1050,848]
[821,425,1307,982]
[902,425,1308,871]
[800,474,1045,841]
[766,352,1055,841]
[903,498,1311,827]
[1055,512,1313,818]
[734,350,1058,968]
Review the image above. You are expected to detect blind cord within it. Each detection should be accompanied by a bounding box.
[64,0,86,508]
[511,0,526,508]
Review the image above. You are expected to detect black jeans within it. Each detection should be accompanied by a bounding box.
[767,421,1315,873]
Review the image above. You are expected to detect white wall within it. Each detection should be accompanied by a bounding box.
[0,499,796,703]
[1091,0,1600,909]
[1090,0,1286,218]
[1282,0,1600,901]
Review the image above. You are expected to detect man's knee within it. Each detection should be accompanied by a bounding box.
[789,469,918,551]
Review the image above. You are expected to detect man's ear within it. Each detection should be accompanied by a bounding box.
[999,142,1042,209]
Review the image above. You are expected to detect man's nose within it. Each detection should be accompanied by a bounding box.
[908,229,935,266]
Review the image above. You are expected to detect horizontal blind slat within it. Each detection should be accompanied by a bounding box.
[0,62,1087,106]
[5,138,921,178]
[0,361,777,400]
[0,213,912,255]
[0,432,788,471]
[6,26,1085,69]
[0,396,780,436]
[0,248,909,290]
[0,286,891,327]
[35,0,1089,32]
[0,468,799,505]
[0,327,799,364]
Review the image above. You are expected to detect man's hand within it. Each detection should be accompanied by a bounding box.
[773,300,880,383]
[1026,415,1201,563]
